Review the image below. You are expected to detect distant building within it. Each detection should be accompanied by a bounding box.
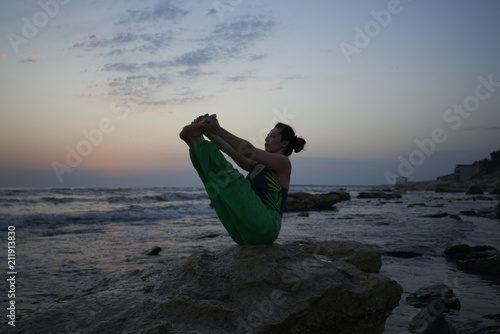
[454,164,479,183]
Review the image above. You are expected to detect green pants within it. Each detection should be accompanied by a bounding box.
[189,141,281,245]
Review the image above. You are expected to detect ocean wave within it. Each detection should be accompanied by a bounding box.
[0,187,214,229]
[0,203,215,229]
[42,197,79,204]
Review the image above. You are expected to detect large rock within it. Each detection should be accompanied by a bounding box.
[285,191,350,211]
[17,240,402,334]
[407,283,460,334]
[457,255,500,278]
[445,244,500,278]
[435,185,464,193]
[444,244,498,261]
[406,283,461,310]
[466,185,484,195]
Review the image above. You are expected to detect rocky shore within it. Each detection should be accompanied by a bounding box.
[13,185,500,333]
[17,240,403,334]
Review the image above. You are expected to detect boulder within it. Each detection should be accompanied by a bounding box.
[466,185,484,195]
[384,250,422,258]
[407,283,460,334]
[17,240,402,334]
[419,212,449,218]
[409,304,456,334]
[145,246,162,255]
[406,283,461,310]
[285,191,350,211]
[445,244,500,278]
[435,185,464,193]
[357,192,402,199]
[444,244,498,261]
[457,255,500,278]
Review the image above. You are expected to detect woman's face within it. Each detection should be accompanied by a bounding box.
[265,128,287,154]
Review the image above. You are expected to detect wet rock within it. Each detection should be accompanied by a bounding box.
[407,283,460,334]
[445,244,500,278]
[145,246,162,256]
[384,251,423,258]
[197,233,221,239]
[408,203,428,207]
[496,200,500,217]
[406,283,461,310]
[459,209,478,216]
[490,188,500,195]
[419,212,449,218]
[297,211,309,217]
[408,304,456,334]
[457,255,500,278]
[444,244,498,261]
[18,240,403,334]
[435,185,464,193]
[285,191,350,211]
[408,203,444,208]
[357,192,402,199]
[283,197,309,211]
[466,185,484,195]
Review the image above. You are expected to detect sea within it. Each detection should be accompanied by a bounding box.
[1,186,499,333]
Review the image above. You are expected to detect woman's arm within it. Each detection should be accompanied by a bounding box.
[206,133,256,171]
[205,117,291,175]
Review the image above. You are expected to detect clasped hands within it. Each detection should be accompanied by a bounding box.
[192,113,220,132]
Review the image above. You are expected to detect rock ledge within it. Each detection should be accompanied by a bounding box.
[18,240,402,334]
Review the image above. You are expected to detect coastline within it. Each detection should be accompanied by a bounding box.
[371,174,500,193]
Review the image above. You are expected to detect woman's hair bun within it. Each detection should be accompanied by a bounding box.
[293,136,306,153]
[275,123,306,156]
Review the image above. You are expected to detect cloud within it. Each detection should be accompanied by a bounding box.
[99,62,141,72]
[75,92,92,97]
[145,94,215,106]
[210,15,277,45]
[73,32,173,55]
[73,35,104,49]
[172,46,221,67]
[178,67,213,78]
[226,74,254,82]
[119,1,189,24]
[17,56,45,63]
[72,5,278,116]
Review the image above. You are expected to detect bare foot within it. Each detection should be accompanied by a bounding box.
[192,114,209,124]
[179,122,205,149]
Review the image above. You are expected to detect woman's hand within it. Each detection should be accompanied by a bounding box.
[202,114,221,133]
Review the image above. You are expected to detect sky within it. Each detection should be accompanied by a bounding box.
[1,0,500,188]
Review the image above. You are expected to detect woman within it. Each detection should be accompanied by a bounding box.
[179,114,306,245]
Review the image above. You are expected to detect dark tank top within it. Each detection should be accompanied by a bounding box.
[246,163,288,217]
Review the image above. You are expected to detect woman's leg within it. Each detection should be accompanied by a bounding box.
[179,122,204,150]
[189,141,281,245]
